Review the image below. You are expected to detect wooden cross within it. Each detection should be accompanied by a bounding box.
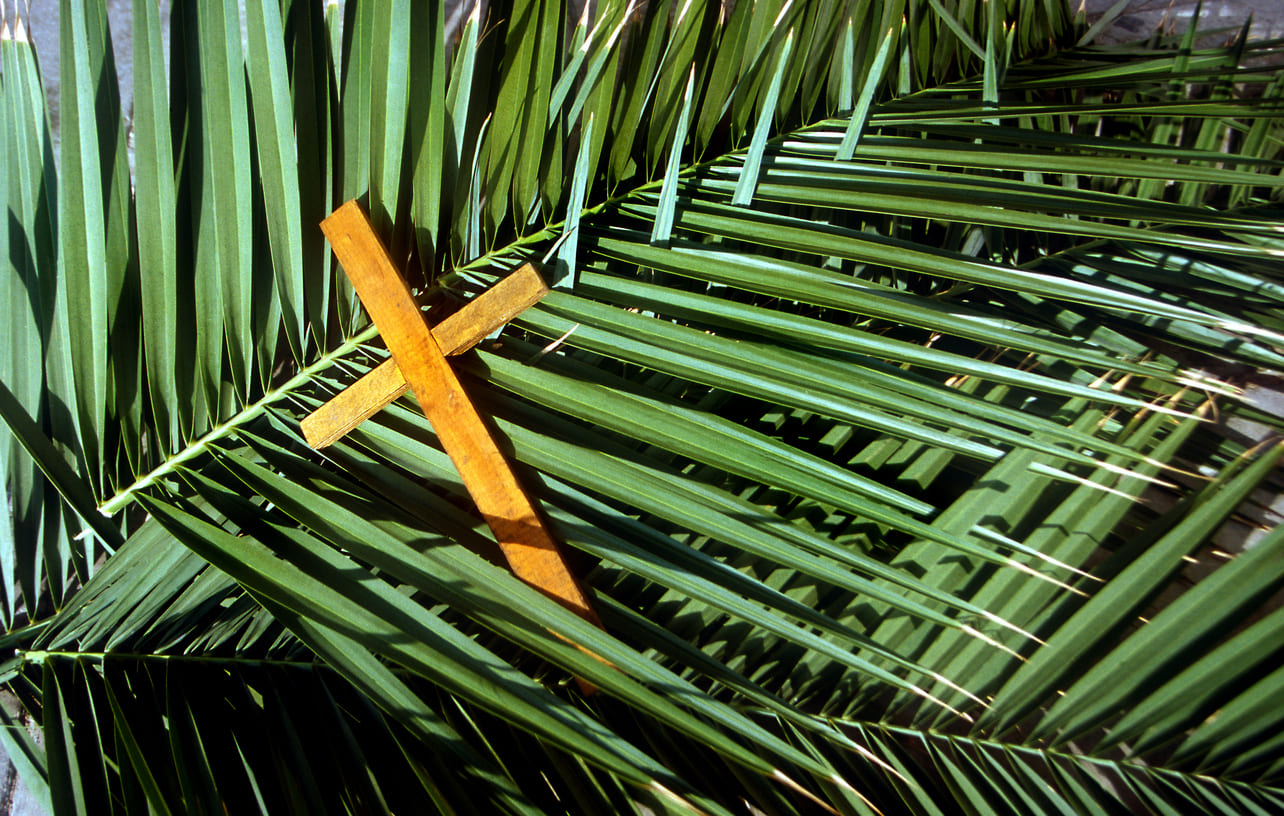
[302,200,600,630]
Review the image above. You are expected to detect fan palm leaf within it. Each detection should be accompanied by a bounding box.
[2,0,1283,812]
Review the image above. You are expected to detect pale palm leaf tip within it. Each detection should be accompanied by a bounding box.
[2,0,1284,813]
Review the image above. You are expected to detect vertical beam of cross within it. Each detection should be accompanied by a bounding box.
[315,200,600,629]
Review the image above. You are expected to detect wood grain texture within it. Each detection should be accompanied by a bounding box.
[301,263,548,448]
[319,200,599,627]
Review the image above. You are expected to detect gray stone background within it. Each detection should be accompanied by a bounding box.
[1,0,1283,813]
[1089,0,1284,43]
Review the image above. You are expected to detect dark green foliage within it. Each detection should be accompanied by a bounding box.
[2,1,1284,813]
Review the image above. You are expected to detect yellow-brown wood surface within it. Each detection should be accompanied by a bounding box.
[300,263,548,448]
[319,200,599,627]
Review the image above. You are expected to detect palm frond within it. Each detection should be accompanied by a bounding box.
[2,1,1284,813]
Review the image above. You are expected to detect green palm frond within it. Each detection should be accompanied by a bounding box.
[3,0,1284,813]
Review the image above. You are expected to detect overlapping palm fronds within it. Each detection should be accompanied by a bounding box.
[2,0,1284,812]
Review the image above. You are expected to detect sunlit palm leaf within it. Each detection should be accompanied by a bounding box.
[2,1,1283,813]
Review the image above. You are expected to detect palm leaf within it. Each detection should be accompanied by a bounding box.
[2,1,1283,813]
